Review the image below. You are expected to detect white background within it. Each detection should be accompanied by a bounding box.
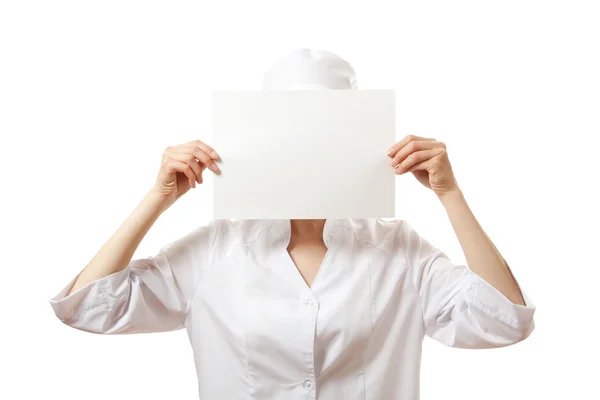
[1,1,598,399]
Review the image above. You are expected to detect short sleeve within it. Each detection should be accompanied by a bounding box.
[401,220,536,349]
[48,219,220,334]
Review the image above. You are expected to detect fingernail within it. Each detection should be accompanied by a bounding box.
[387,148,394,155]
[210,151,219,159]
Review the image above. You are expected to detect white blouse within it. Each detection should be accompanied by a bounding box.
[49,218,536,399]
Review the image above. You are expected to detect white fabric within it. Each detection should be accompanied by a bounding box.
[49,218,536,399]
[262,48,357,90]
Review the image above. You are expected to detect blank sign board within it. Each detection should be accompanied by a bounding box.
[212,90,396,219]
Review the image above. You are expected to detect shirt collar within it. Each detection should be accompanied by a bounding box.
[273,218,343,248]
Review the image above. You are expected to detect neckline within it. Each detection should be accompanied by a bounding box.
[272,218,342,292]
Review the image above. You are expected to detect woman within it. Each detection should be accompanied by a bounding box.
[49,49,536,399]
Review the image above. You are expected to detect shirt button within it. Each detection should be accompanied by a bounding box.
[302,379,314,391]
[304,299,316,307]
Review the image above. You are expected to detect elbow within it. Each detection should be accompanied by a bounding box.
[510,316,536,345]
[49,298,119,334]
[470,305,536,349]
[428,298,536,349]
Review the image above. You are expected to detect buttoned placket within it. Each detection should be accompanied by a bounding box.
[300,292,319,398]
[273,218,339,399]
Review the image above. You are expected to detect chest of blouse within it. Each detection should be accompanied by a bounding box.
[184,218,423,399]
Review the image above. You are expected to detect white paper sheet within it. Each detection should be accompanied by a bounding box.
[212,90,396,219]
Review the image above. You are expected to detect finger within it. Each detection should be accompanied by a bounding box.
[387,134,435,157]
[404,158,432,174]
[165,159,197,188]
[391,140,441,168]
[185,140,220,160]
[162,146,211,173]
[396,158,434,175]
[404,150,445,174]
[166,152,204,183]
[189,147,221,174]
[394,148,442,174]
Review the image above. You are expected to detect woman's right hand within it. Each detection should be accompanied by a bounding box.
[152,139,221,204]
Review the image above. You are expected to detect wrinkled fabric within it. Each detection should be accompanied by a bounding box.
[49,218,536,399]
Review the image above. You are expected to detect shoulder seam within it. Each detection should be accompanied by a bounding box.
[182,219,221,324]
[400,220,427,333]
[159,251,186,329]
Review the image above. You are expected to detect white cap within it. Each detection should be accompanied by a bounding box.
[262,48,357,90]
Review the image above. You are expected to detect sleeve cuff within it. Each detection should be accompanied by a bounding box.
[48,267,131,322]
[465,269,536,332]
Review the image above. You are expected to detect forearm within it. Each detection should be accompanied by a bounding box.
[67,188,172,295]
[438,188,526,306]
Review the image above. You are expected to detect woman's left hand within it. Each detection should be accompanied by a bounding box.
[387,135,459,196]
